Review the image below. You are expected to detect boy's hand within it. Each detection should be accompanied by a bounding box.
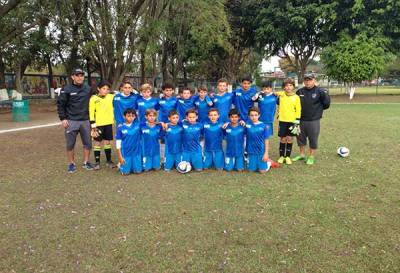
[61,119,69,128]
[262,153,269,162]
[222,122,229,129]
[239,120,246,126]
[119,157,125,166]
[205,96,213,106]
[252,92,261,101]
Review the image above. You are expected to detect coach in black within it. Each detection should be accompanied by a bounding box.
[292,73,330,165]
[57,68,94,173]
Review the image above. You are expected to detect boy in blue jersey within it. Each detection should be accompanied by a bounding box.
[203,108,224,170]
[116,109,143,175]
[181,109,204,171]
[224,109,245,171]
[141,109,163,171]
[194,86,213,123]
[158,82,177,123]
[252,80,277,135]
[245,107,271,173]
[137,83,159,123]
[212,78,234,123]
[163,110,183,171]
[113,81,139,126]
[233,76,258,122]
[176,87,195,121]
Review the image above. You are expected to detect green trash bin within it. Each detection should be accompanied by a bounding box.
[12,99,30,122]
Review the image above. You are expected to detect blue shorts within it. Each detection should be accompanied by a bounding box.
[182,151,203,171]
[247,154,270,172]
[203,150,224,170]
[224,155,245,171]
[143,154,161,171]
[164,153,183,171]
[119,155,142,174]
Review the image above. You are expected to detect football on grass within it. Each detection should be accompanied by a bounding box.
[337,147,350,157]
[177,161,192,173]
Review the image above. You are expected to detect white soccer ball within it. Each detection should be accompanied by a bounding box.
[337,147,350,157]
[177,161,192,173]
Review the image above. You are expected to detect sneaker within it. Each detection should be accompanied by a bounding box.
[106,161,117,169]
[306,156,315,165]
[68,163,77,173]
[277,156,285,164]
[292,155,306,162]
[82,162,95,170]
[285,157,292,165]
[93,163,101,170]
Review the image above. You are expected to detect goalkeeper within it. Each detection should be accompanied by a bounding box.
[274,78,301,165]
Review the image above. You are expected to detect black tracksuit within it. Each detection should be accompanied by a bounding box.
[296,86,330,121]
[57,83,91,121]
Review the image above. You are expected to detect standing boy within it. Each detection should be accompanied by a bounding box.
[203,108,224,170]
[253,80,277,135]
[113,80,139,126]
[212,78,234,123]
[176,87,195,121]
[194,86,213,123]
[233,76,258,122]
[158,82,178,123]
[137,83,159,123]
[163,110,184,171]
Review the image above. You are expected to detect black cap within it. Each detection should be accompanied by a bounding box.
[72,68,85,75]
[97,80,111,88]
[304,73,316,80]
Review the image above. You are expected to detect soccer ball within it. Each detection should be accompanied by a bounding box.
[177,161,192,173]
[337,147,350,157]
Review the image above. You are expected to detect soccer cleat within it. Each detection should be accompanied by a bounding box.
[106,161,117,169]
[68,163,77,173]
[93,163,101,170]
[292,155,306,162]
[285,157,292,165]
[277,156,285,164]
[306,157,315,165]
[82,162,95,170]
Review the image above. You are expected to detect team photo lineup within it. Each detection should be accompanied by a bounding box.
[57,69,331,175]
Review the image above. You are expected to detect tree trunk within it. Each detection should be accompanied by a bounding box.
[47,55,53,88]
[140,51,146,84]
[298,65,307,84]
[15,64,22,93]
[0,52,5,88]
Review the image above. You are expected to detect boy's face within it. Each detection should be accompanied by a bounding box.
[208,111,220,123]
[249,111,260,123]
[262,87,273,94]
[141,89,152,98]
[168,114,179,124]
[122,84,133,95]
[199,90,207,99]
[241,80,252,91]
[217,82,227,93]
[124,113,135,123]
[229,114,239,124]
[146,113,157,123]
[284,83,294,93]
[186,112,198,124]
[181,90,192,100]
[98,85,110,96]
[163,88,174,98]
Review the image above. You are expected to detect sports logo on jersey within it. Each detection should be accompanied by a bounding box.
[122,129,128,134]
[236,93,242,96]
[213,98,218,102]
[183,125,188,129]
[204,124,210,128]
[245,124,251,128]
[159,100,165,104]
[195,101,200,105]
[226,129,232,133]
[114,97,121,101]
[142,129,150,134]
[138,102,145,106]
[71,92,77,95]
[179,99,184,103]
[167,128,172,132]
[312,93,317,99]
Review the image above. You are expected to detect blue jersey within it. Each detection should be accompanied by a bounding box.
[176,97,195,120]
[158,97,177,123]
[203,121,224,152]
[224,124,245,157]
[257,93,277,124]
[212,92,234,122]
[115,121,141,157]
[141,123,162,156]
[113,92,139,125]
[137,97,159,123]
[182,121,203,152]
[233,86,258,121]
[164,124,183,154]
[245,121,271,154]
[194,96,212,123]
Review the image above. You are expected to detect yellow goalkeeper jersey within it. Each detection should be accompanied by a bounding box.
[275,91,301,122]
[89,93,114,126]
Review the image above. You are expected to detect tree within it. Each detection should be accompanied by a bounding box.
[0,0,23,17]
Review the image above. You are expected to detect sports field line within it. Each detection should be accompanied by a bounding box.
[332,102,400,105]
[0,122,60,134]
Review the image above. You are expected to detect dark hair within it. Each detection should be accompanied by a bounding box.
[185,108,198,116]
[198,86,207,92]
[261,80,272,88]
[228,108,240,117]
[241,75,252,83]
[123,108,136,116]
[180,86,192,94]
[168,110,179,117]
[217,78,228,84]
[97,80,111,89]
[282,78,295,88]
[248,107,260,115]
[162,81,175,90]
[208,108,219,115]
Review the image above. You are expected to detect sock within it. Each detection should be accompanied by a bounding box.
[104,144,112,162]
[285,143,293,157]
[279,142,285,157]
[94,146,101,163]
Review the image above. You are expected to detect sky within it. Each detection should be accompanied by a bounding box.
[261,56,281,72]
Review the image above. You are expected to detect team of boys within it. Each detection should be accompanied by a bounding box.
[89,76,304,174]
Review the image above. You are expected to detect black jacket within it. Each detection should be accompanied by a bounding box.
[296,86,330,121]
[57,83,91,121]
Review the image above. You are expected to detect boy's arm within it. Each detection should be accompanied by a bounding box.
[89,96,97,128]
[115,129,125,165]
[262,139,269,162]
[295,96,302,121]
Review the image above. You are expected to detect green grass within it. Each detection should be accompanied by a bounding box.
[328,86,400,95]
[1,104,400,272]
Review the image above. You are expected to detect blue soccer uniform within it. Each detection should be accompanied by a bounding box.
[141,123,163,171]
[194,96,213,123]
[137,97,159,123]
[224,124,245,171]
[113,92,139,125]
[203,121,224,170]
[181,121,203,170]
[245,121,271,172]
[158,97,177,123]
[176,97,195,120]
[257,93,277,135]
[163,124,183,171]
[233,86,258,122]
[212,92,234,123]
[116,121,142,174]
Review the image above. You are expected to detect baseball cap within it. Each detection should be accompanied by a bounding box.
[72,68,85,75]
[304,73,316,80]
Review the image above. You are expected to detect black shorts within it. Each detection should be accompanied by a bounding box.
[94,124,113,142]
[278,121,296,137]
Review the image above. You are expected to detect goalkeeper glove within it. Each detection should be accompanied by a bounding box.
[91,128,102,138]
[289,121,301,136]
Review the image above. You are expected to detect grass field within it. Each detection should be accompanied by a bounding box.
[1,103,400,273]
[328,86,400,95]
